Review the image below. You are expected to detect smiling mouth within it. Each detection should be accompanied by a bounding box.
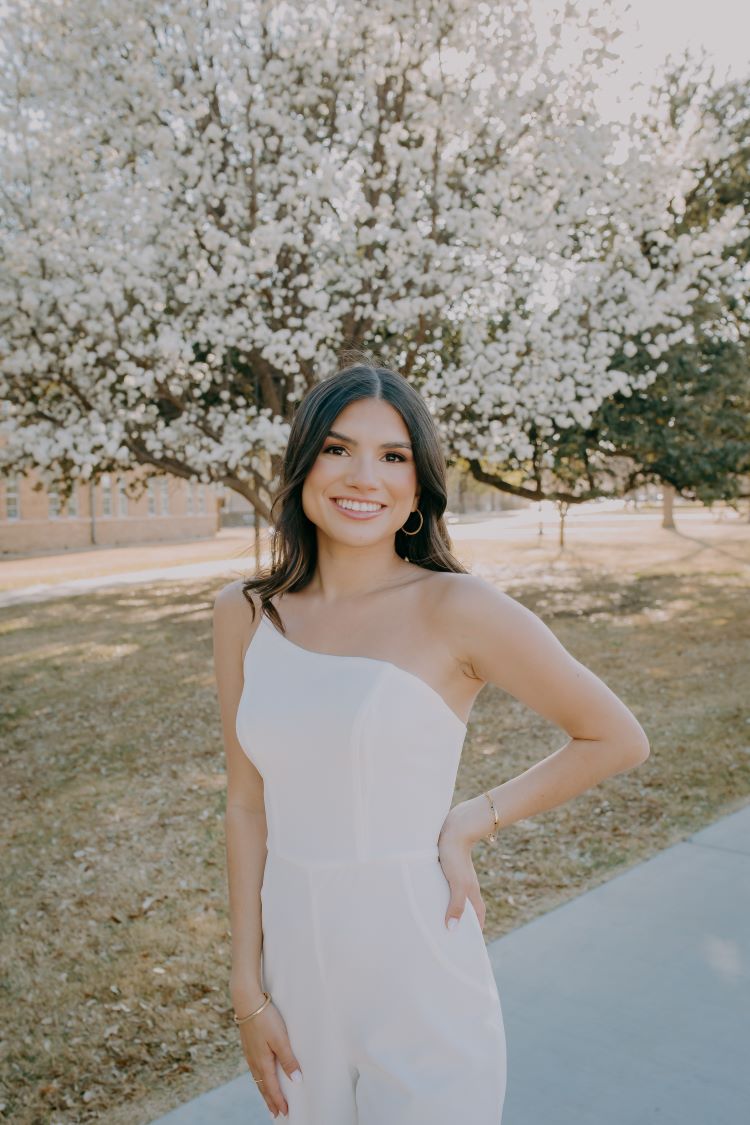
[330,497,386,515]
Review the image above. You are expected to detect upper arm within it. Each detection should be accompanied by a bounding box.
[443,574,650,757]
[212,580,266,812]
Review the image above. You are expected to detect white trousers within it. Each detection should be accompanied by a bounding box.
[261,848,507,1124]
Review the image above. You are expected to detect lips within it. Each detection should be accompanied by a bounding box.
[330,497,386,517]
[331,498,385,506]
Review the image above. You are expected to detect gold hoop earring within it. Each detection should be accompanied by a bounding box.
[400,508,423,536]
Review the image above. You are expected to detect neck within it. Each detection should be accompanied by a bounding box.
[307,539,412,603]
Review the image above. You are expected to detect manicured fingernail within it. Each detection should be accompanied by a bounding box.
[447,916,458,930]
[291,1069,302,1082]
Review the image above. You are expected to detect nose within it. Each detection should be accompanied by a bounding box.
[343,453,382,489]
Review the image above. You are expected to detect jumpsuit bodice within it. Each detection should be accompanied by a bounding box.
[235,612,468,865]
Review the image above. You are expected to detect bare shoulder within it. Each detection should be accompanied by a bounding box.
[213,579,262,639]
[212,581,268,684]
[426,570,520,625]
[214,577,261,613]
[429,570,649,755]
[434,570,522,611]
[426,571,537,678]
[214,576,246,607]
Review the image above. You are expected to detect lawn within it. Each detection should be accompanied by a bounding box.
[1,514,748,1124]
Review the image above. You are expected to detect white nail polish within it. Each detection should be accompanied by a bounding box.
[447,916,458,930]
[291,1069,302,1082]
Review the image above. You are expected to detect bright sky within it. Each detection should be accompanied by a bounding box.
[531,0,750,120]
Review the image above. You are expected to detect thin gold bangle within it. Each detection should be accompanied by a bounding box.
[233,991,271,1025]
[483,791,499,842]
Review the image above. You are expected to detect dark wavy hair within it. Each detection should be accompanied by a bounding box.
[241,357,468,631]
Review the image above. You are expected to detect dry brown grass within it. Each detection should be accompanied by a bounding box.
[1,516,748,1124]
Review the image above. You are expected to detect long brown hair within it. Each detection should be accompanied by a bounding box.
[241,359,468,631]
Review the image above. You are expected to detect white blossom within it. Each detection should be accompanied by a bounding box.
[0,0,743,504]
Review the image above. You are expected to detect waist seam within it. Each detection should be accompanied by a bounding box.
[266,844,440,869]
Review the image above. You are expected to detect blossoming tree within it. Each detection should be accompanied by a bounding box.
[0,0,744,518]
[524,58,750,529]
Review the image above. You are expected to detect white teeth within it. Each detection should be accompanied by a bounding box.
[334,498,383,512]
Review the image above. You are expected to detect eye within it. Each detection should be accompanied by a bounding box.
[322,445,407,462]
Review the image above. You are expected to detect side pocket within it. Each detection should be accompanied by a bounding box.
[400,860,496,1002]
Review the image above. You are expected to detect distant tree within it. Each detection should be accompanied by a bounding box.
[481,56,749,538]
[591,61,750,520]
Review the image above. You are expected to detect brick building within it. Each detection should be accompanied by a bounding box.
[0,464,220,554]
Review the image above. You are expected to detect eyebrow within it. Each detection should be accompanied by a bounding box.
[325,429,412,451]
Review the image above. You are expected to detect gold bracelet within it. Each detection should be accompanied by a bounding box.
[483,791,499,842]
[233,991,271,1025]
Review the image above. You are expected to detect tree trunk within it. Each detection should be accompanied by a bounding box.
[89,480,97,545]
[557,500,568,548]
[662,483,676,529]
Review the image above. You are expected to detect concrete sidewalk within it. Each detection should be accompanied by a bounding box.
[0,556,254,608]
[149,802,750,1124]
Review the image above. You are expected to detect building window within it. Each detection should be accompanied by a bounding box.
[101,474,112,517]
[197,483,206,514]
[48,488,61,519]
[186,481,194,515]
[66,485,78,518]
[118,479,128,517]
[159,478,169,516]
[5,474,20,520]
[147,479,156,516]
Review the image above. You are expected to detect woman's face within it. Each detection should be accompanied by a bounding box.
[301,397,421,545]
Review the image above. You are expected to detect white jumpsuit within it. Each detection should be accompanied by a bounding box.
[235,613,507,1123]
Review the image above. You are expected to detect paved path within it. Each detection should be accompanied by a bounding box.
[149,802,750,1124]
[0,556,252,608]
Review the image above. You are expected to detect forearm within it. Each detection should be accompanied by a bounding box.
[225,803,268,1010]
[454,734,649,847]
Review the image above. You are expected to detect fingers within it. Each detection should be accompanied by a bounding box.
[239,1003,303,1119]
[445,890,466,929]
[255,1052,288,1119]
[263,1035,304,1118]
[279,1050,304,1106]
[278,1044,305,1089]
[445,890,486,930]
[438,839,485,930]
[277,1045,304,1087]
[260,1049,303,1119]
[242,1039,290,1119]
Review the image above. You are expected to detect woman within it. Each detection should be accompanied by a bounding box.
[212,361,650,1122]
